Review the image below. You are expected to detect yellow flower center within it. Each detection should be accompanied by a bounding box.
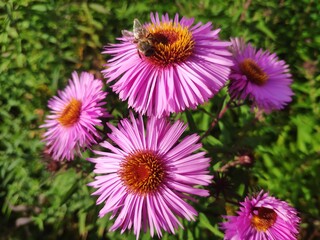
[239,58,268,86]
[251,207,278,232]
[119,150,166,195]
[146,22,194,66]
[58,98,82,127]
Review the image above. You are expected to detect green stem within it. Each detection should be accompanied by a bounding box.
[200,100,231,141]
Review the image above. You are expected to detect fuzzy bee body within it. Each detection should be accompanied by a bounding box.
[122,19,155,58]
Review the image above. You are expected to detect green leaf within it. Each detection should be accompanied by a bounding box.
[256,20,276,40]
[292,115,314,153]
[89,3,109,14]
[204,135,223,147]
[31,4,47,12]
[198,213,224,237]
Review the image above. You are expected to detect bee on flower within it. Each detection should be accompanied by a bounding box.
[102,12,233,117]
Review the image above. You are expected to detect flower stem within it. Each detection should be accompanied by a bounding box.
[218,160,239,172]
[200,100,231,141]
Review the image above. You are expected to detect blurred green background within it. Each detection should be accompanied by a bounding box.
[1,0,319,239]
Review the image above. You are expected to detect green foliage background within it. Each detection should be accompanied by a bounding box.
[1,0,319,239]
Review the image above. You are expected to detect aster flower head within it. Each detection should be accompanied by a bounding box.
[221,191,300,240]
[41,71,108,161]
[228,37,293,113]
[88,112,213,239]
[102,12,233,117]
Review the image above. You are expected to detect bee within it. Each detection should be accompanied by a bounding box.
[122,18,155,57]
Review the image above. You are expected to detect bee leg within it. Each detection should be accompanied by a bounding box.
[137,50,142,59]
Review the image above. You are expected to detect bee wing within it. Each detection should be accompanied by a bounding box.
[133,18,147,39]
[121,29,134,38]
[133,18,143,30]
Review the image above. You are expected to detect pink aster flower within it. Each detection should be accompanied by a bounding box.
[221,191,300,240]
[41,71,108,161]
[228,38,293,113]
[102,12,233,117]
[88,112,213,239]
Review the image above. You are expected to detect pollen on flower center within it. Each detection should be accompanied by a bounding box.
[58,98,82,127]
[251,207,278,232]
[146,23,194,66]
[119,150,166,195]
[239,58,269,86]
